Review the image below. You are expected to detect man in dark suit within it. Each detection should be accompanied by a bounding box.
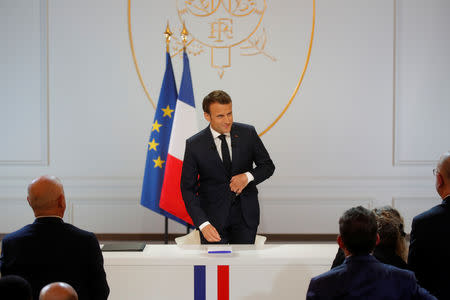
[306,206,435,299]
[181,90,275,244]
[409,152,450,299]
[0,175,109,300]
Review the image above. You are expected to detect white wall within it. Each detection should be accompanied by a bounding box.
[1,0,449,234]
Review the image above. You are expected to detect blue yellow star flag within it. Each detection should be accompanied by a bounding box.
[140,52,188,224]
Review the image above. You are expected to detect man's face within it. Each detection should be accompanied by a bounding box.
[204,102,233,134]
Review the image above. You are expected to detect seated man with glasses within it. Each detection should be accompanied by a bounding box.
[409,151,450,299]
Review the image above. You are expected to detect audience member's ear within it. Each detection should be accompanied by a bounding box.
[437,173,444,188]
[337,235,351,256]
[337,235,344,249]
[57,194,65,209]
[375,233,380,246]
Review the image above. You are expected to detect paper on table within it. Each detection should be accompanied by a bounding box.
[207,245,232,254]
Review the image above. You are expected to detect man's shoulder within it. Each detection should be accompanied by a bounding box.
[413,203,449,225]
[314,257,413,278]
[358,258,419,287]
[231,123,257,141]
[187,127,210,143]
[310,263,346,283]
[2,224,34,242]
[232,122,255,132]
[60,223,98,244]
[377,264,425,293]
[3,222,96,242]
[311,258,415,286]
[63,222,95,236]
[379,262,415,278]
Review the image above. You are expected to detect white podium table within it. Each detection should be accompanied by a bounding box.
[103,244,337,300]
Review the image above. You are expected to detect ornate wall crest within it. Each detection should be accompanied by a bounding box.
[128,0,315,135]
[172,0,275,78]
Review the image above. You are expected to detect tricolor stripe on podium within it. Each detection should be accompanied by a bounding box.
[194,265,229,300]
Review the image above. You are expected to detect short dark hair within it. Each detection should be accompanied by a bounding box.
[0,275,32,300]
[202,90,232,114]
[339,206,378,256]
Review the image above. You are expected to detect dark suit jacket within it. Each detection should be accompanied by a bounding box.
[307,255,435,299]
[0,217,109,300]
[181,122,275,229]
[331,245,408,270]
[408,196,450,299]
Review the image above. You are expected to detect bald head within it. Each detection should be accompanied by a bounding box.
[39,282,78,300]
[435,152,450,198]
[27,175,65,217]
[437,152,450,180]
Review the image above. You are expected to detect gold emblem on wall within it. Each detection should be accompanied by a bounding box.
[128,0,316,136]
[170,0,276,78]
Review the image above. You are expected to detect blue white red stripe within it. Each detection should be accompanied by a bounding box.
[194,265,229,300]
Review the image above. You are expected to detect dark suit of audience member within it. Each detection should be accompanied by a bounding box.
[0,175,109,300]
[409,152,450,300]
[307,206,435,299]
[0,275,32,300]
[331,206,408,270]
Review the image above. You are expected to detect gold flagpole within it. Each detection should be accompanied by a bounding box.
[163,21,173,244]
[181,22,188,51]
[181,22,191,235]
[164,22,172,53]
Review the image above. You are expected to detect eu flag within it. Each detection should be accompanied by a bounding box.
[140,52,188,225]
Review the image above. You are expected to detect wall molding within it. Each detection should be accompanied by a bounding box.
[0,195,438,234]
[392,0,449,166]
[0,0,49,165]
[0,175,434,199]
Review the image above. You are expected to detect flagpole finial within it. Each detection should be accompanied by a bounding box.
[181,22,189,51]
[164,21,173,53]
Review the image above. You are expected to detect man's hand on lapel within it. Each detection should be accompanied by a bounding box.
[201,224,221,242]
[230,173,249,195]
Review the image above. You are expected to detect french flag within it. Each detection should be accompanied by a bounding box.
[194,265,230,300]
[159,50,197,225]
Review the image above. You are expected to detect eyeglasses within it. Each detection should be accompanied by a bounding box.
[433,168,439,176]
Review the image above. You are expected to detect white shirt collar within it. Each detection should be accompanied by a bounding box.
[36,215,63,219]
[209,126,230,139]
